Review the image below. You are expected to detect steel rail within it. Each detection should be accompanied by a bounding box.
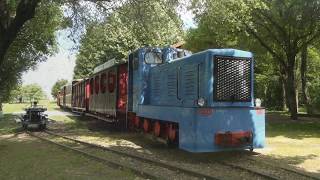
[26,131,157,179]
[44,130,287,180]
[245,157,320,180]
[44,130,221,180]
[218,161,280,180]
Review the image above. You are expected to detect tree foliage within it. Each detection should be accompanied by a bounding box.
[187,0,320,118]
[7,84,45,103]
[51,79,68,99]
[73,0,184,78]
[0,1,64,104]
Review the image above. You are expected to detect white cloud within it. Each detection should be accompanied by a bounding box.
[177,0,196,29]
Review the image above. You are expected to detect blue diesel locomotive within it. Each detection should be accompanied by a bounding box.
[58,46,265,153]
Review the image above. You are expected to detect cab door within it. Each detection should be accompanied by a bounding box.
[117,64,128,113]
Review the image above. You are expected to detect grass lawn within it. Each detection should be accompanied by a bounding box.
[1,102,320,176]
[3,100,59,114]
[257,113,320,173]
[0,115,139,180]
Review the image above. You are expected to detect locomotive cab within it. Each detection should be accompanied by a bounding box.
[144,48,163,64]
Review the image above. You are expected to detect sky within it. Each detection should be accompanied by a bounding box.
[22,31,76,99]
[22,7,195,100]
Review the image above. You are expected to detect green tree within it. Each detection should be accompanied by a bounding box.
[0,1,63,111]
[51,79,68,99]
[19,84,45,103]
[188,0,320,119]
[74,0,184,78]
[306,47,320,113]
[22,84,45,103]
[8,85,23,103]
[237,0,320,119]
[0,0,40,65]
[0,0,120,113]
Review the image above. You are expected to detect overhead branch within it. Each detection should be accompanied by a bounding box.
[0,0,40,65]
[252,19,285,51]
[300,29,320,50]
[258,10,289,44]
[245,24,287,68]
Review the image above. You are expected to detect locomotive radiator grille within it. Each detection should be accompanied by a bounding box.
[214,56,252,102]
[151,71,161,98]
[167,72,177,97]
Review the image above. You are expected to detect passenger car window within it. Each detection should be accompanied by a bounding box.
[100,73,106,93]
[90,78,94,95]
[95,76,100,94]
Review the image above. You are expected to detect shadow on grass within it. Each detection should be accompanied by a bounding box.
[0,114,24,135]
[49,115,89,132]
[266,113,320,139]
[0,131,131,179]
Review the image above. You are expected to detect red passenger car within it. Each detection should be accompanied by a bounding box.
[68,59,127,126]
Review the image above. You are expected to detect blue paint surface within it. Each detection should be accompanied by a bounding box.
[129,47,265,152]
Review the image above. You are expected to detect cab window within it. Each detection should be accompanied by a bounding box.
[144,50,163,64]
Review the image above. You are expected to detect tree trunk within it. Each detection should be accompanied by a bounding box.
[300,45,313,114]
[284,66,298,120]
[281,78,288,111]
[279,66,288,111]
[0,101,3,118]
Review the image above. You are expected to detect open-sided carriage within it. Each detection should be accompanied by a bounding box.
[22,102,48,130]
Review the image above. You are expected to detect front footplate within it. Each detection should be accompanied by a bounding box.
[214,131,253,150]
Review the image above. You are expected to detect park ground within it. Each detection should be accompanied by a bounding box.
[0,101,319,179]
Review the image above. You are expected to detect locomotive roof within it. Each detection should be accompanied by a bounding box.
[73,78,88,85]
[93,58,126,74]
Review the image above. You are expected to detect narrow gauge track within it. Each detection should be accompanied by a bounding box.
[218,161,279,180]
[45,117,320,180]
[244,157,320,180]
[26,131,156,180]
[41,130,284,180]
[27,130,220,180]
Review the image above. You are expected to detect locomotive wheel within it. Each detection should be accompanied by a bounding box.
[143,119,150,133]
[154,121,161,137]
[134,116,140,128]
[168,124,176,142]
[128,115,135,130]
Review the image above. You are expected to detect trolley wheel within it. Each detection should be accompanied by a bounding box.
[39,124,46,130]
[250,147,254,152]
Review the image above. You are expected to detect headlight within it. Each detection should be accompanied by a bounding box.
[197,98,205,107]
[255,98,262,107]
